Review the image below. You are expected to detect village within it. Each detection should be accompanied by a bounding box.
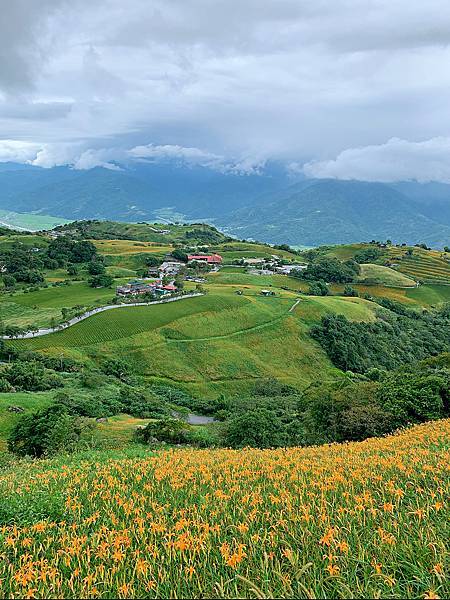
[116,250,307,299]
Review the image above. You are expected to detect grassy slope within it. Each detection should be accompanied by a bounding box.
[0,281,120,328]
[357,263,417,287]
[0,420,447,599]
[11,291,377,398]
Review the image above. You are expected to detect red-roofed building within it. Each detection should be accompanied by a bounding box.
[187,253,223,264]
[163,284,177,291]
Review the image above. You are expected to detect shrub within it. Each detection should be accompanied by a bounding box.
[7,405,94,457]
[135,418,191,445]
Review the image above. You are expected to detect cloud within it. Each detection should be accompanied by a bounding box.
[2,0,450,178]
[303,137,450,183]
[128,143,265,174]
[0,140,42,163]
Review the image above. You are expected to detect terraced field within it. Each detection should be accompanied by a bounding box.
[92,239,171,255]
[388,247,450,282]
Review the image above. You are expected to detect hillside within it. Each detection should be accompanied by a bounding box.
[221,179,450,247]
[0,419,448,598]
[1,162,450,246]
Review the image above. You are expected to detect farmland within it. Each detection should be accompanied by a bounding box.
[12,292,366,397]
[0,419,447,598]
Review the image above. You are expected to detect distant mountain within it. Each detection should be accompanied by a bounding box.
[219,179,450,247]
[0,161,290,221]
[1,161,450,246]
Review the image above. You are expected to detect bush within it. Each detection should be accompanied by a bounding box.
[135,418,191,445]
[224,408,284,448]
[89,274,114,288]
[2,361,63,391]
[7,405,94,457]
[308,280,329,296]
[88,261,106,275]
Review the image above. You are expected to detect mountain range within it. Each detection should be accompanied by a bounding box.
[0,161,449,247]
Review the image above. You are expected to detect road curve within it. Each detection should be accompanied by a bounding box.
[1,293,204,340]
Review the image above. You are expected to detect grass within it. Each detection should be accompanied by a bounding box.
[357,263,417,287]
[10,291,376,397]
[0,282,119,328]
[0,391,54,450]
[388,247,450,283]
[0,419,447,598]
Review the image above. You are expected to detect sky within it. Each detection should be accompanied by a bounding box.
[1,0,450,181]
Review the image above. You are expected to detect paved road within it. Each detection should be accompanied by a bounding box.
[1,293,204,340]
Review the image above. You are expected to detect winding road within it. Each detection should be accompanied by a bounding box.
[1,293,204,340]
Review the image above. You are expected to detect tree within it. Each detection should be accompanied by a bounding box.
[145,255,161,267]
[89,274,114,288]
[2,274,16,289]
[354,247,383,264]
[88,261,106,275]
[343,285,359,297]
[3,361,62,391]
[7,404,93,457]
[225,408,283,448]
[300,257,357,283]
[135,418,191,444]
[171,249,188,262]
[308,280,329,296]
[67,264,78,276]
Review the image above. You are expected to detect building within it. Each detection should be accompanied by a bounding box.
[187,253,223,264]
[260,289,275,296]
[117,278,178,297]
[116,280,155,296]
[275,264,307,275]
[159,260,184,276]
[244,258,265,266]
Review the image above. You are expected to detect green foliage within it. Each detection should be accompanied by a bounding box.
[89,274,114,288]
[87,260,106,275]
[354,247,383,263]
[310,305,450,373]
[377,369,449,425]
[47,238,97,265]
[171,249,188,262]
[135,417,191,445]
[224,407,284,448]
[300,257,359,283]
[1,361,63,391]
[343,285,359,297]
[7,404,93,457]
[308,280,329,296]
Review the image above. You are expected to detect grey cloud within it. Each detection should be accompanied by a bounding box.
[1,0,450,180]
[303,137,450,183]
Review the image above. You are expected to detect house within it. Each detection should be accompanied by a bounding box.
[116,280,155,296]
[249,268,274,276]
[187,253,223,264]
[275,264,307,275]
[260,289,275,296]
[158,260,184,276]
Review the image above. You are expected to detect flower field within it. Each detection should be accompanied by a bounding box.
[0,420,448,599]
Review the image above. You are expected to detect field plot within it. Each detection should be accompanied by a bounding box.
[357,263,417,287]
[0,282,118,328]
[0,419,447,599]
[12,293,377,396]
[92,239,171,255]
[388,247,450,282]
